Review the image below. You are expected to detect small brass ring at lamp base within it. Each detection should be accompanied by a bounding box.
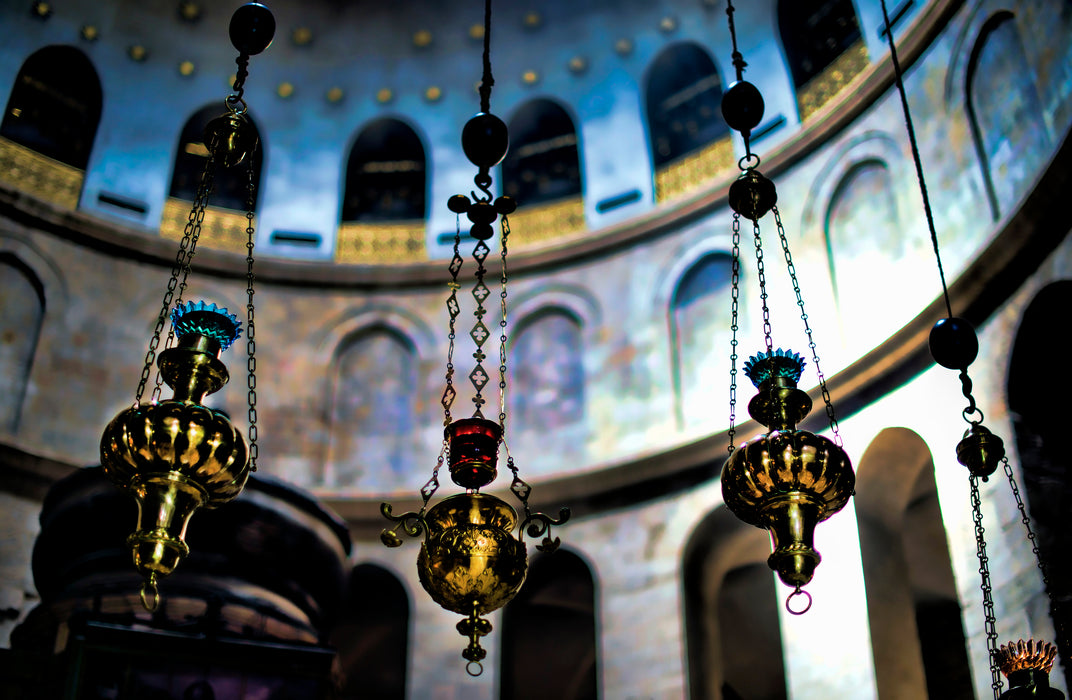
[466,661,483,677]
[963,407,985,423]
[786,587,812,615]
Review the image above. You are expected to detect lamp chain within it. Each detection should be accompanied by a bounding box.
[971,475,1004,698]
[442,224,464,425]
[750,217,774,355]
[469,237,493,418]
[135,151,216,406]
[498,214,511,430]
[773,207,842,445]
[727,213,742,453]
[244,152,259,471]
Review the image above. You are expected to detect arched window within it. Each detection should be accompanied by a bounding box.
[0,255,45,433]
[824,159,901,340]
[170,105,263,212]
[966,13,1050,220]
[502,99,581,208]
[778,0,868,120]
[509,308,585,433]
[669,253,734,429]
[327,327,418,489]
[501,551,598,700]
[330,564,408,700]
[1,45,101,169]
[342,118,426,222]
[684,508,788,700]
[645,43,728,169]
[855,428,973,698]
[1009,282,1072,689]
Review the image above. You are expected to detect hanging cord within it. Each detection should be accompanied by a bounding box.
[879,0,954,319]
[725,0,746,82]
[478,0,494,113]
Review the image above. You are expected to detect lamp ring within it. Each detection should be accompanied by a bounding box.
[785,588,812,616]
[140,579,161,613]
[962,406,984,424]
[225,94,249,115]
[738,153,761,171]
[465,661,484,677]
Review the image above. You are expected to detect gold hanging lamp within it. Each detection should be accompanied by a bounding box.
[877,0,1066,694]
[717,0,855,615]
[380,0,568,677]
[99,2,275,613]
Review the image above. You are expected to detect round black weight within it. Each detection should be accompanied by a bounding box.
[230,3,276,56]
[461,113,509,169]
[929,317,979,370]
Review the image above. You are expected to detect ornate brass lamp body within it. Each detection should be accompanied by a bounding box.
[715,1,854,614]
[722,351,854,597]
[381,0,568,674]
[101,303,249,610]
[98,3,274,612]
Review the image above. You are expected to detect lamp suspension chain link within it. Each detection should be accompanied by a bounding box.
[244,152,259,471]
[773,207,842,445]
[498,214,511,430]
[469,234,492,418]
[727,213,742,453]
[442,223,464,426]
[970,475,1004,698]
[751,217,774,355]
[137,150,217,406]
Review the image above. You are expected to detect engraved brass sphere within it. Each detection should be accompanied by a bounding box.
[722,427,854,587]
[417,493,527,616]
[728,168,777,221]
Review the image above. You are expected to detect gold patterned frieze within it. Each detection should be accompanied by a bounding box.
[797,40,870,123]
[161,197,253,254]
[336,220,427,264]
[0,136,83,210]
[654,135,736,203]
[507,195,586,250]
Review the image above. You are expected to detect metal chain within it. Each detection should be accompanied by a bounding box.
[136,150,216,405]
[244,151,259,472]
[469,237,493,417]
[773,206,843,446]
[420,442,447,506]
[1002,455,1066,650]
[498,214,511,431]
[970,475,1004,698]
[442,221,464,425]
[728,213,742,453]
[750,216,774,354]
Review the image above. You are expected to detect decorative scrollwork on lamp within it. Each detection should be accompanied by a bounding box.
[717,0,855,615]
[99,3,275,613]
[379,0,569,677]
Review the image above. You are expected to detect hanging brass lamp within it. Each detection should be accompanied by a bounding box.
[875,0,1066,690]
[380,0,568,676]
[99,3,274,612]
[721,350,854,598]
[717,0,854,614]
